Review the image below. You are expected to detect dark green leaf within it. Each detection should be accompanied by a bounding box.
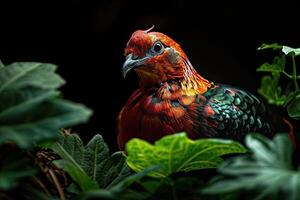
[0,98,92,148]
[0,152,37,190]
[257,43,282,50]
[126,133,246,178]
[0,62,64,92]
[0,62,92,148]
[203,134,299,200]
[51,133,131,192]
[287,93,300,119]
[258,73,287,106]
[53,159,98,192]
[80,166,158,200]
[284,91,300,107]
[51,134,98,192]
[282,46,300,56]
[256,56,285,73]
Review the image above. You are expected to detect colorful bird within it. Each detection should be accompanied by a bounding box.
[117,27,274,150]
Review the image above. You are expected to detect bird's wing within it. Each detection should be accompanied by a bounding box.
[204,86,272,138]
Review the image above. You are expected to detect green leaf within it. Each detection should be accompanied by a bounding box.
[80,166,158,200]
[287,92,300,119]
[203,133,300,200]
[53,159,98,192]
[126,133,247,178]
[284,91,300,107]
[258,73,287,106]
[51,133,131,192]
[51,133,98,192]
[0,62,92,148]
[0,152,37,190]
[257,43,282,50]
[282,46,300,56]
[256,56,285,73]
[0,62,65,92]
[0,98,92,148]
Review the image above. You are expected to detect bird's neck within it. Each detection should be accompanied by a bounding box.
[138,59,213,95]
[140,73,212,98]
[179,59,213,96]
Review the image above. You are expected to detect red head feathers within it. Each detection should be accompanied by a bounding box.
[122,28,212,95]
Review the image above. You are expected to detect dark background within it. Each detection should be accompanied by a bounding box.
[0,0,299,150]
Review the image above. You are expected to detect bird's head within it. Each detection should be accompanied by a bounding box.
[122,27,212,94]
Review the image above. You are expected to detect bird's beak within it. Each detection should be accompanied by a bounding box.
[122,53,148,78]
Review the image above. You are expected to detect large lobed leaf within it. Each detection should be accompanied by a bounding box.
[203,133,300,200]
[51,133,131,192]
[126,133,247,178]
[0,62,92,148]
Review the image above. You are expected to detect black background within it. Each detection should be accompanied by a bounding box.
[0,0,299,150]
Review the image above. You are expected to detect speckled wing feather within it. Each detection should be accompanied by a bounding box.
[202,85,272,139]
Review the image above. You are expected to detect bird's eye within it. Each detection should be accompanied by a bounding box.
[151,41,164,54]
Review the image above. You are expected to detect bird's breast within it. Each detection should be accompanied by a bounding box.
[117,86,200,149]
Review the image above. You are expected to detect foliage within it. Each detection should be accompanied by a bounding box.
[203,134,300,200]
[126,133,246,178]
[50,132,131,192]
[0,61,92,196]
[0,62,92,148]
[50,132,246,199]
[257,44,300,119]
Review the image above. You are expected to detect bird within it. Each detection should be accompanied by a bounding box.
[117,27,275,150]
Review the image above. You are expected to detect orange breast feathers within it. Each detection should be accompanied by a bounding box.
[117,82,199,150]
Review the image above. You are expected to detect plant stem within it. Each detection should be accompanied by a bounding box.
[292,56,299,91]
[283,71,292,79]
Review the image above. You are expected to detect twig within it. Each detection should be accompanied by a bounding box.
[48,169,66,200]
[282,71,292,79]
[31,176,51,197]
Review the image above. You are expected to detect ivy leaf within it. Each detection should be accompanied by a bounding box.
[258,73,287,106]
[126,133,246,178]
[0,152,37,190]
[256,56,285,73]
[0,62,92,148]
[287,92,300,119]
[282,46,300,56]
[51,133,131,192]
[257,43,282,50]
[203,134,300,200]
